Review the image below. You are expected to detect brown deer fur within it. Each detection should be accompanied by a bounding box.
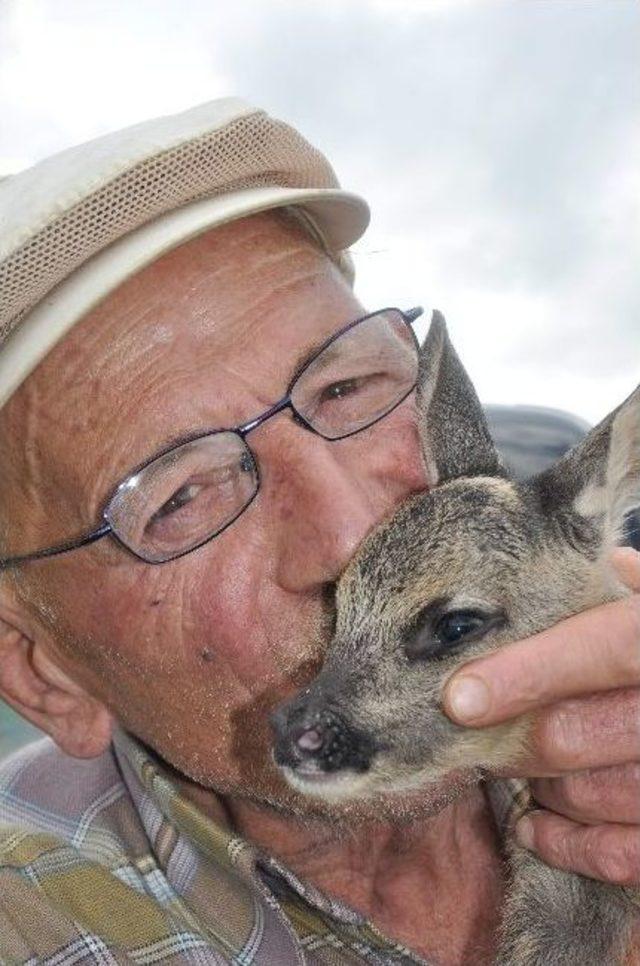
[273,313,640,965]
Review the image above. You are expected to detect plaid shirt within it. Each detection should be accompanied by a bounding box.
[0,728,531,965]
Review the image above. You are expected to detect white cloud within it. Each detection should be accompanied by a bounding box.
[0,0,231,159]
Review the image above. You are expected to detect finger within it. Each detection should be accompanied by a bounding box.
[442,596,640,726]
[515,810,640,887]
[531,763,640,825]
[611,546,640,593]
[507,687,640,776]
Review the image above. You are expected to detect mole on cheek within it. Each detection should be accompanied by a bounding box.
[200,648,215,662]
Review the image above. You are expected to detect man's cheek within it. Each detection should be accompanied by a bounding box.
[187,544,319,678]
[191,591,320,692]
[361,400,426,492]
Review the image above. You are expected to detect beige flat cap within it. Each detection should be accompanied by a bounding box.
[0,97,369,408]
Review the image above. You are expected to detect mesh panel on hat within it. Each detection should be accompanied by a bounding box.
[0,113,338,345]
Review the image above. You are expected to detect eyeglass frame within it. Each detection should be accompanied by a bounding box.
[0,305,424,571]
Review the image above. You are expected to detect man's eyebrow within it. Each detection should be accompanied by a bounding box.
[123,429,215,481]
[126,320,356,476]
[289,311,365,385]
[288,337,336,387]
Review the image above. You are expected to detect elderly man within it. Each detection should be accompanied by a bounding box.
[0,99,638,964]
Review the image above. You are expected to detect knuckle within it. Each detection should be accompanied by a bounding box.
[617,689,640,739]
[533,815,570,862]
[539,707,585,770]
[587,830,640,887]
[625,762,640,806]
[595,765,640,822]
[556,773,596,814]
[616,761,640,793]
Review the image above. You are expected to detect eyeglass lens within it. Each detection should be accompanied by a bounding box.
[107,433,258,563]
[106,309,419,563]
[290,309,418,440]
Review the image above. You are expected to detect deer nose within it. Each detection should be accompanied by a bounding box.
[270,693,375,774]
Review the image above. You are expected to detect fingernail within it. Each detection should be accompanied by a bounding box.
[446,674,490,722]
[515,816,535,850]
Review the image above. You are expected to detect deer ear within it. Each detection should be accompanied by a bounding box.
[416,310,503,484]
[534,385,640,545]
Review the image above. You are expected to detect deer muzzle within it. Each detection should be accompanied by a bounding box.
[271,687,377,778]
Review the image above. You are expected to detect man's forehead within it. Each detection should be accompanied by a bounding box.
[1,210,356,508]
[59,211,335,377]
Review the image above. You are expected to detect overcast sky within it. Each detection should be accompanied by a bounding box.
[1,0,638,422]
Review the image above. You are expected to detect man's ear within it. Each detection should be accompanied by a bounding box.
[0,593,113,758]
[416,310,503,484]
[534,384,640,547]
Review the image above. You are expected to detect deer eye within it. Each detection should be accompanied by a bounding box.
[434,610,488,645]
[403,606,505,662]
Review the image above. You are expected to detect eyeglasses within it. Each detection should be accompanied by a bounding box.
[0,306,423,570]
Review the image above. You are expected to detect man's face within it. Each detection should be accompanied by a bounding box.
[0,212,427,814]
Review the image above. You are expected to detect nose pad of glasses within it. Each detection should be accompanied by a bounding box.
[239,449,256,474]
[289,406,316,434]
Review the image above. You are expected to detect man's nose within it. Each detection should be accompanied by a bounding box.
[260,426,396,590]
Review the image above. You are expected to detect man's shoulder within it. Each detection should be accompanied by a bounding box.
[0,736,131,864]
[0,739,206,962]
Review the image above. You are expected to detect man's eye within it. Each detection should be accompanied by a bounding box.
[319,377,363,403]
[433,611,489,645]
[152,483,202,522]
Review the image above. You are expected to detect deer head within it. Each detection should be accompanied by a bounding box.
[271,312,640,801]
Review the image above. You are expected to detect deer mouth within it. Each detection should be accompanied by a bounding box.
[279,762,375,801]
[278,749,474,803]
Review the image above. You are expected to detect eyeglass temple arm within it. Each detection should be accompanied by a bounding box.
[0,522,112,572]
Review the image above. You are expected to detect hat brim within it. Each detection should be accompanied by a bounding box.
[0,185,369,408]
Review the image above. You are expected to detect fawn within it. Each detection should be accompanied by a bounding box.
[272,312,639,965]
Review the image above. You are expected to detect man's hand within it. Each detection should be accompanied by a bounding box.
[442,546,640,887]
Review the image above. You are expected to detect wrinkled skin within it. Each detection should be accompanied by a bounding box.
[0,211,638,964]
[0,212,428,812]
